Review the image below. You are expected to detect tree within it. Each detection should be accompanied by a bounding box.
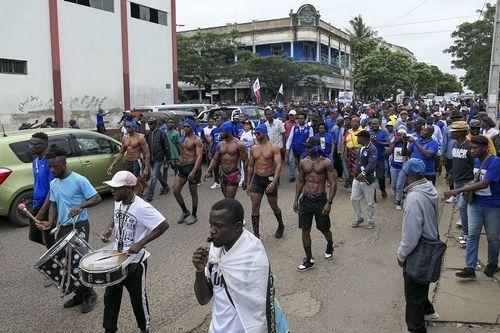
[444,3,495,94]
[347,15,378,67]
[177,31,241,101]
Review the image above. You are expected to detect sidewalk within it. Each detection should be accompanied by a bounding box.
[428,201,500,332]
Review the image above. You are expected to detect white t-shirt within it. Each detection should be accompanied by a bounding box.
[240,130,255,151]
[112,196,165,263]
[206,250,245,333]
[265,120,286,148]
[204,126,214,142]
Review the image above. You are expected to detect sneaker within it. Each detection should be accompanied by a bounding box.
[484,264,499,277]
[395,204,402,211]
[176,212,190,224]
[381,191,387,199]
[185,214,198,225]
[275,224,284,239]
[351,218,364,228]
[424,312,439,321]
[455,220,462,228]
[145,196,153,202]
[63,294,83,308]
[459,235,467,247]
[210,182,220,189]
[297,258,315,272]
[455,268,476,280]
[324,243,334,260]
[343,182,350,188]
[80,292,97,313]
[365,223,375,230]
[160,187,170,195]
[458,233,466,241]
[289,177,295,183]
[446,196,457,204]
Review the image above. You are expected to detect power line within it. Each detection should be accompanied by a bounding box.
[478,0,490,20]
[391,0,428,24]
[373,15,477,29]
[380,29,454,37]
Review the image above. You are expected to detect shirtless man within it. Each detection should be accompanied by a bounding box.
[107,121,149,195]
[246,124,284,239]
[173,119,203,225]
[294,137,337,272]
[203,121,248,198]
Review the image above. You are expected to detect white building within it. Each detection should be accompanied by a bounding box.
[0,0,178,130]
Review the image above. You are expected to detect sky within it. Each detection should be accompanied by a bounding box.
[177,0,493,80]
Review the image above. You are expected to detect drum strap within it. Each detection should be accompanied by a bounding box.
[117,202,133,252]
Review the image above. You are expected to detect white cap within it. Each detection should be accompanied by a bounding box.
[104,171,137,187]
[289,110,297,116]
[433,111,442,116]
[397,126,408,135]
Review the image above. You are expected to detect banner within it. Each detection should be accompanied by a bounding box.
[338,91,353,104]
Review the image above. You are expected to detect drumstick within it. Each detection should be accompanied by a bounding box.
[95,252,128,261]
[18,203,39,223]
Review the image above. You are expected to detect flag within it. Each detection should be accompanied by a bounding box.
[252,78,261,104]
[278,83,284,95]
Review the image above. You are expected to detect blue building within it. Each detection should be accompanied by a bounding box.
[180,4,352,102]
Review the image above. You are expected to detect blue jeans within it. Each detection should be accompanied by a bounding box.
[390,166,405,202]
[454,179,470,235]
[148,160,169,198]
[465,204,500,269]
[341,153,349,183]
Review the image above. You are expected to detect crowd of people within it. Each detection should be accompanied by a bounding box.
[25,96,499,333]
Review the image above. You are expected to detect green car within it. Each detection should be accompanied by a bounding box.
[0,128,122,226]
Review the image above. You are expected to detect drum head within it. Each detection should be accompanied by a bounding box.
[80,250,129,271]
[35,230,77,267]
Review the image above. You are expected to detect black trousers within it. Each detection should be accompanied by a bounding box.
[376,160,386,192]
[404,271,435,333]
[28,205,55,249]
[97,124,106,134]
[103,260,150,333]
[56,221,94,300]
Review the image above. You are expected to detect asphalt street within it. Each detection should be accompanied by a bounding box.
[0,167,427,333]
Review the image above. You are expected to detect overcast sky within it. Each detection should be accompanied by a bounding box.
[177,0,493,80]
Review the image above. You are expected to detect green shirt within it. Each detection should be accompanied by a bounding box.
[165,129,180,160]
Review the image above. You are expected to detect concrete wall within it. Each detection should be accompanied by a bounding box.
[128,0,174,107]
[0,0,54,128]
[58,0,124,128]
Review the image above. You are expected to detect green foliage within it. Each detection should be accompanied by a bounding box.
[347,15,378,67]
[444,3,495,94]
[410,63,462,95]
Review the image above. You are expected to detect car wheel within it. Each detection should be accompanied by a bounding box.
[8,190,33,227]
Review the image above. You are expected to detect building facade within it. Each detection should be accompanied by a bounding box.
[179,4,354,103]
[0,0,178,130]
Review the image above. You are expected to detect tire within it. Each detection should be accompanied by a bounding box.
[8,190,33,227]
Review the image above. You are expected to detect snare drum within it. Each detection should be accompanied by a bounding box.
[35,230,94,295]
[79,249,134,287]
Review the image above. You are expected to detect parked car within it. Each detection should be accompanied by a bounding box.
[0,129,122,227]
[138,110,197,133]
[197,106,265,128]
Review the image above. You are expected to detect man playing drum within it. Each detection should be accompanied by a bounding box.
[36,147,102,313]
[101,171,169,333]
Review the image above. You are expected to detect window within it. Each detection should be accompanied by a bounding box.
[303,43,315,61]
[64,0,114,13]
[9,135,74,163]
[0,58,27,75]
[76,136,114,156]
[271,45,283,56]
[130,2,168,26]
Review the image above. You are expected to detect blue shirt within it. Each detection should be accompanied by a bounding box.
[408,138,439,176]
[369,129,389,161]
[390,143,404,169]
[315,133,333,156]
[325,118,336,133]
[32,156,53,208]
[472,156,500,207]
[233,123,243,138]
[96,112,104,125]
[210,127,221,153]
[49,172,97,226]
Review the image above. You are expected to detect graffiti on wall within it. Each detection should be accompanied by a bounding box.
[68,95,108,111]
[17,95,109,113]
[18,96,54,112]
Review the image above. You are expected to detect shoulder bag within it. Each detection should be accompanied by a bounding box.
[463,155,491,204]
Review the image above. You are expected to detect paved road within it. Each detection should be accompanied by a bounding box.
[0,168,424,333]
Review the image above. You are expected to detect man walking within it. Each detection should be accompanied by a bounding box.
[96,108,109,134]
[350,130,378,229]
[369,118,390,198]
[265,109,286,155]
[445,135,500,278]
[286,112,314,182]
[163,118,181,189]
[293,137,337,271]
[145,117,170,202]
[402,126,439,185]
[397,158,440,333]
[246,124,284,239]
[173,119,203,225]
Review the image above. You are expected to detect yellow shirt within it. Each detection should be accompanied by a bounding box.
[466,134,497,155]
[346,128,362,149]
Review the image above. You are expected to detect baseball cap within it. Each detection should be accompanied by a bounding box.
[470,135,489,146]
[289,110,297,116]
[414,117,426,125]
[433,111,442,117]
[483,116,496,128]
[469,119,481,128]
[104,171,137,187]
[147,117,157,123]
[254,123,268,134]
[402,158,426,176]
[450,121,468,132]
[220,121,234,133]
[450,110,462,119]
[303,137,321,148]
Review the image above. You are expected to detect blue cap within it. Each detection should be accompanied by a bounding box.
[254,123,268,134]
[402,158,426,176]
[220,121,234,133]
[183,118,196,129]
[125,121,137,130]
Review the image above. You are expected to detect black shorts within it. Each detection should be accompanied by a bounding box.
[125,160,142,177]
[298,192,331,233]
[28,205,55,249]
[178,163,202,184]
[250,173,278,197]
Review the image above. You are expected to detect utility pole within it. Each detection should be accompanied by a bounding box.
[486,0,500,120]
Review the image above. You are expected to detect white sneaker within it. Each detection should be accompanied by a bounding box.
[210,182,220,189]
[395,204,402,211]
[424,312,439,321]
[459,235,467,247]
[456,220,462,227]
[446,196,457,204]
